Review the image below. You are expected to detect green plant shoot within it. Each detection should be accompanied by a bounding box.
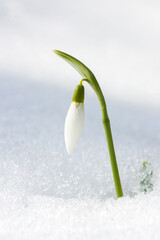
[54,50,123,198]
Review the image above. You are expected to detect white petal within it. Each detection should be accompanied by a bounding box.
[64,102,84,154]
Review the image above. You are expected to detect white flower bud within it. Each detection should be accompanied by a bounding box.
[64,102,84,154]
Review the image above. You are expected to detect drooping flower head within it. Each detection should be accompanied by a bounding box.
[64,83,85,154]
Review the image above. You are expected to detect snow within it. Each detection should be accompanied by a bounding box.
[0,77,160,239]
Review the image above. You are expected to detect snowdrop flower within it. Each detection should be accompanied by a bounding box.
[54,50,123,198]
[64,84,85,154]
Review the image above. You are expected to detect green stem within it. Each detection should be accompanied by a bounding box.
[93,84,123,198]
[100,96,123,198]
[54,50,123,198]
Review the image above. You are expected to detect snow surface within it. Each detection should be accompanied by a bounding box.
[0,77,160,240]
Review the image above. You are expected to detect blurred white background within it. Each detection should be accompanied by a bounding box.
[1,2,160,239]
[0,0,160,107]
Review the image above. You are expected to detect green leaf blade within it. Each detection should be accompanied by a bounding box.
[54,50,98,90]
